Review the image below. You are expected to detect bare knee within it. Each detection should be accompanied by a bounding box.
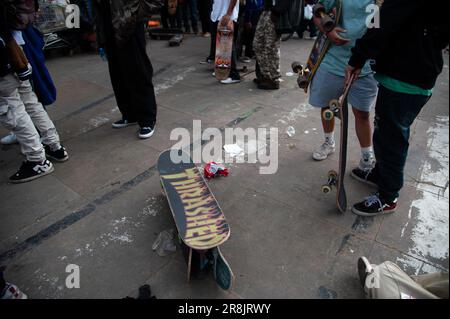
[352,108,370,121]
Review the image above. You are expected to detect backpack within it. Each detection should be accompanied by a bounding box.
[276,0,304,34]
[5,0,38,30]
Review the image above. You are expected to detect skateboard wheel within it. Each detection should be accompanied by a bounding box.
[322,185,332,194]
[323,110,334,121]
[329,99,340,110]
[298,76,309,89]
[292,61,303,73]
[328,170,338,179]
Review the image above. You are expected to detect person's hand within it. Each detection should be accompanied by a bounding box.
[220,14,231,29]
[345,65,361,86]
[327,27,350,46]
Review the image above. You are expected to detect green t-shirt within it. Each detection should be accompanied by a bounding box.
[320,0,374,78]
[375,73,434,96]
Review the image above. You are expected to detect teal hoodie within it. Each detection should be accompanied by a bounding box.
[320,0,374,78]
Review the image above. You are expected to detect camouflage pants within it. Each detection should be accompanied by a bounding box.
[253,11,281,80]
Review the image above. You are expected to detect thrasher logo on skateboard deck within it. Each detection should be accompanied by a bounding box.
[160,166,230,250]
[158,150,234,290]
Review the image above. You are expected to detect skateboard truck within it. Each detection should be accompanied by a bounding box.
[291,61,311,93]
[313,3,336,33]
[322,170,338,194]
[323,99,342,121]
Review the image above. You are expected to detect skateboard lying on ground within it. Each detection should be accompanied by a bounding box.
[169,33,183,47]
[157,149,235,291]
[291,2,342,93]
[321,75,354,214]
[215,20,234,81]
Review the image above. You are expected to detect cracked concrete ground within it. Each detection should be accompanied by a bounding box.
[0,34,448,299]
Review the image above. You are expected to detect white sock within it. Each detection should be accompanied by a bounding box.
[325,132,335,145]
[361,146,374,159]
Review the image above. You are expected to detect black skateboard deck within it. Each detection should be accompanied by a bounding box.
[157,149,234,290]
[321,76,353,213]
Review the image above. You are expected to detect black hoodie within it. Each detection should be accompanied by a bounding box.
[349,0,448,90]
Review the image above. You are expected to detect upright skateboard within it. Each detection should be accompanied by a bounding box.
[215,20,234,81]
[157,149,235,291]
[291,2,342,93]
[321,75,355,214]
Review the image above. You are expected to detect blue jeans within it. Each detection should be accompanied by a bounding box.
[373,85,431,202]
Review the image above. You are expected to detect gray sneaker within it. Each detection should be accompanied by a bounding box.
[359,154,376,171]
[313,141,336,161]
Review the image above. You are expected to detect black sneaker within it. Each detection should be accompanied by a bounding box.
[9,160,54,184]
[139,126,155,139]
[112,119,138,129]
[257,79,280,90]
[352,193,398,217]
[44,145,69,162]
[351,167,378,188]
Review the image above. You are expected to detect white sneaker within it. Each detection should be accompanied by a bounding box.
[313,141,336,161]
[1,132,18,145]
[221,77,241,84]
[359,153,376,171]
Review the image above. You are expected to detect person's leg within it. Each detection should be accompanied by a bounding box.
[160,5,170,29]
[119,24,157,136]
[228,21,240,81]
[253,11,268,81]
[188,0,200,34]
[352,86,430,216]
[0,74,53,182]
[18,80,59,149]
[374,86,429,202]
[254,12,281,89]
[347,74,378,171]
[181,3,191,33]
[309,19,318,38]
[19,79,69,162]
[208,20,218,60]
[308,68,344,160]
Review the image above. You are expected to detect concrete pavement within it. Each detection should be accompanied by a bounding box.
[0,34,448,299]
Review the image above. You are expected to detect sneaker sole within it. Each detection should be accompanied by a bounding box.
[351,205,397,217]
[312,150,335,161]
[139,130,155,139]
[112,122,138,129]
[46,154,69,163]
[351,171,378,188]
[9,165,55,184]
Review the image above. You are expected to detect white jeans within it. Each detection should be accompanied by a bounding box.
[0,74,60,162]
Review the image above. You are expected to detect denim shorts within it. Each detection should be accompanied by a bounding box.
[309,67,378,112]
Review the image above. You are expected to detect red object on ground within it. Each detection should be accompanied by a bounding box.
[204,162,229,179]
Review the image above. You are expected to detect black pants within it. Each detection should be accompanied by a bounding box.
[160,5,178,29]
[198,0,212,33]
[105,24,157,128]
[208,21,240,80]
[373,85,431,202]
